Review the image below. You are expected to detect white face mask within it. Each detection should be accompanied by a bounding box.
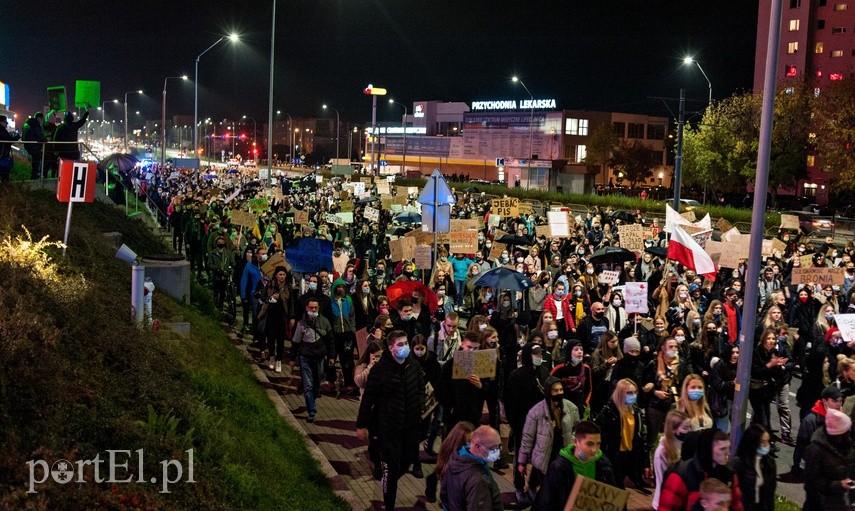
[546,330,558,340]
[612,299,622,307]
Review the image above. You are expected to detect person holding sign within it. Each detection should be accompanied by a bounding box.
[54,107,90,161]
[435,332,487,433]
[532,420,618,511]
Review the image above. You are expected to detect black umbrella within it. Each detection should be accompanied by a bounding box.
[474,267,534,292]
[357,195,379,204]
[611,210,637,224]
[385,226,410,237]
[589,246,636,266]
[99,153,138,173]
[496,234,532,246]
[644,246,668,259]
[465,186,481,193]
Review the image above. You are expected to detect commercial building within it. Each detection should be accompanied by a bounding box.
[754,0,855,203]
[377,99,671,193]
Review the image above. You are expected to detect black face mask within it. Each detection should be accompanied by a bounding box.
[674,431,688,442]
[550,394,564,404]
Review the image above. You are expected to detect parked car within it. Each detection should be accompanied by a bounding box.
[667,198,702,208]
[788,211,835,234]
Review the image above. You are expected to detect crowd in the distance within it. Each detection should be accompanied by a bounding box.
[128,160,855,511]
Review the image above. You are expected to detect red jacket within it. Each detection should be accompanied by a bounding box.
[658,457,744,511]
[723,301,739,343]
[543,295,576,332]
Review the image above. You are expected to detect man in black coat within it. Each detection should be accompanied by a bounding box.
[505,343,546,501]
[577,301,610,355]
[356,330,425,511]
[436,331,487,432]
[54,108,90,161]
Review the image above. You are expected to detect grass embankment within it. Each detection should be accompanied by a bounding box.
[0,185,348,510]
[393,177,781,229]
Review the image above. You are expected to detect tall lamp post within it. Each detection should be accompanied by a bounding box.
[193,33,238,159]
[162,75,187,166]
[123,90,142,153]
[512,76,535,189]
[101,99,118,122]
[389,99,408,174]
[242,115,257,148]
[683,56,713,107]
[322,104,340,161]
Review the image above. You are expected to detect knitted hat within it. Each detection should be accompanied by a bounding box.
[826,327,841,343]
[623,337,641,353]
[826,408,852,436]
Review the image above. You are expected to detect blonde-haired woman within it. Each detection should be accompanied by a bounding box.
[595,378,651,492]
[652,411,691,509]
[677,373,714,431]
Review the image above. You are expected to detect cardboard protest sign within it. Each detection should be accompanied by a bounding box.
[721,226,741,242]
[491,197,520,217]
[396,186,409,197]
[376,181,390,195]
[231,210,257,228]
[339,200,354,212]
[623,282,649,314]
[791,267,845,286]
[451,219,481,232]
[547,211,571,237]
[680,210,697,223]
[360,177,372,184]
[518,202,534,215]
[718,234,750,268]
[364,206,380,222]
[414,245,432,269]
[74,80,100,108]
[295,210,309,225]
[598,270,620,285]
[488,214,501,227]
[837,314,855,345]
[452,349,497,379]
[717,217,733,233]
[248,197,269,213]
[392,195,409,205]
[335,212,354,224]
[449,231,479,254]
[389,236,417,261]
[407,229,449,245]
[771,238,787,256]
[260,252,287,276]
[617,224,645,254]
[324,213,343,225]
[799,253,815,267]
[780,214,800,231]
[339,189,350,201]
[562,474,629,511]
[704,240,724,266]
[381,197,394,210]
[535,225,552,238]
[489,241,507,261]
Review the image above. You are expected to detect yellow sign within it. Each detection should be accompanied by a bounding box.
[491,198,520,217]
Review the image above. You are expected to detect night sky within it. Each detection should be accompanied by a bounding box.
[2,1,759,127]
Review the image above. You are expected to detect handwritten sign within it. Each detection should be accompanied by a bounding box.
[518,202,534,215]
[352,181,365,196]
[451,219,481,232]
[536,225,552,238]
[364,206,380,222]
[547,211,571,237]
[624,282,649,314]
[491,197,520,217]
[780,214,800,231]
[414,245,432,269]
[295,210,309,225]
[717,217,733,233]
[489,241,507,261]
[837,314,855,345]
[791,267,845,286]
[598,270,620,285]
[389,236,417,261]
[247,197,269,213]
[324,213,343,226]
[618,224,645,254]
[376,181,390,195]
[336,212,354,224]
[771,238,786,256]
[488,214,501,227]
[799,253,815,268]
[562,475,629,511]
[721,227,741,242]
[452,348,497,379]
[449,231,479,254]
[718,234,750,268]
[680,210,697,223]
[396,186,409,197]
[231,210,257,228]
[381,197,394,210]
[339,200,354,212]
[260,252,287,276]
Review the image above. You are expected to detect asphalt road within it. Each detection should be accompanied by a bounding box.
[759,373,806,507]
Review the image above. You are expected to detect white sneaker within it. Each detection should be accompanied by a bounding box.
[268,356,275,370]
[275,361,282,373]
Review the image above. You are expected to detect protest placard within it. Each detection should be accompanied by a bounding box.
[339,190,349,201]
[800,253,815,267]
[721,226,741,242]
[718,234,750,268]
[452,349,497,379]
[389,236,417,261]
[618,224,645,254]
[396,185,409,197]
[837,314,855,345]
[771,238,787,256]
[381,197,394,210]
[414,245,432,269]
[231,210,257,228]
[717,217,733,233]
[535,225,552,238]
[624,282,649,314]
[247,197,269,213]
[547,211,571,237]
[489,241,507,261]
[562,474,630,511]
[339,200,354,212]
[364,206,380,222]
[324,213,343,225]
[780,214,800,230]
[360,177,372,184]
[488,214,501,227]
[491,198,520,217]
[680,210,697,223]
[407,229,449,245]
[260,252,287,276]
[376,181,390,195]
[690,229,713,249]
[449,231,479,254]
[451,219,481,232]
[392,194,409,205]
[791,267,845,286]
[518,202,534,215]
[294,210,309,225]
[352,181,365,196]
[598,270,620,285]
[336,212,354,224]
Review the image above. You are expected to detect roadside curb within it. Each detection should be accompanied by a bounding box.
[223,327,362,511]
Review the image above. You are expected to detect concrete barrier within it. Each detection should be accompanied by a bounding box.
[141,257,191,304]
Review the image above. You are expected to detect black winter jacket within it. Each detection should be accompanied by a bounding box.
[804,426,855,511]
[594,400,649,487]
[532,452,616,511]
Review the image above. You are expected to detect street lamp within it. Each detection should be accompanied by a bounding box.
[124,90,142,153]
[683,56,712,107]
[193,33,239,158]
[242,115,257,149]
[162,75,188,166]
[389,99,408,174]
[658,171,664,187]
[512,76,535,189]
[101,99,119,122]
[276,111,293,164]
[322,104,340,161]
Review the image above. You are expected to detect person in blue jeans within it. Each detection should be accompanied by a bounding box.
[290,298,333,423]
[450,253,474,310]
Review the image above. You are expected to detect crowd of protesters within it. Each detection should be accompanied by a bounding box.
[122,159,855,511]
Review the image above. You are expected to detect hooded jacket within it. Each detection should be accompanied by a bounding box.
[504,343,546,434]
[440,447,503,511]
[657,428,744,511]
[518,376,580,474]
[329,277,355,333]
[804,426,855,511]
[532,444,616,511]
[797,400,829,452]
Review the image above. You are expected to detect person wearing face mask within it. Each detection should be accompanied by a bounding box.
[604,291,628,335]
[450,253,475,312]
[794,384,841,474]
[543,281,577,341]
[577,302,610,355]
[721,288,742,345]
[647,337,690,447]
[436,333,488,433]
[676,374,713,432]
[526,271,551,330]
[590,331,623,415]
[505,344,548,500]
[206,236,234,309]
[706,344,739,432]
[652,411,692,509]
[241,247,267,347]
[533,420,617,511]
[393,298,425,341]
[517,377,581,505]
[440,425,504,511]
[730,424,777,511]
[594,378,651,493]
[803,408,855,511]
[328,279,358,394]
[550,341,592,416]
[352,278,377,331]
[431,248,454,286]
[356,331,425,511]
[290,299,332,423]
[297,274,333,324]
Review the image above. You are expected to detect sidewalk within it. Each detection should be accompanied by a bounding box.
[225,326,655,511]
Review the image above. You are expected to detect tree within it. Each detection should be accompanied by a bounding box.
[813,78,855,194]
[584,122,618,182]
[609,140,659,188]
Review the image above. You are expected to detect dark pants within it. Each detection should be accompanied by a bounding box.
[333,331,356,387]
[172,229,184,253]
[29,152,43,180]
[267,330,286,361]
[750,390,773,430]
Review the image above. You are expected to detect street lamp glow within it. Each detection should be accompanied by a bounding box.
[194,33,241,157]
[181,75,188,80]
[683,56,694,65]
[229,33,239,42]
[512,76,519,82]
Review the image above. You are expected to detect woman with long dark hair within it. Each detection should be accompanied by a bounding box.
[426,421,475,504]
[732,423,776,511]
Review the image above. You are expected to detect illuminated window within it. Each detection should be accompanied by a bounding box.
[832,50,844,57]
[816,42,825,53]
[565,118,586,135]
[807,155,816,167]
[579,119,589,136]
[830,73,844,80]
[835,3,848,10]
[789,19,800,30]
[788,42,799,53]
[575,144,587,163]
[832,26,846,34]
[786,65,798,76]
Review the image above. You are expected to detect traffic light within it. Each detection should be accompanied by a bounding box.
[240,133,246,140]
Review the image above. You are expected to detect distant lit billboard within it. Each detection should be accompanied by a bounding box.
[0,81,9,107]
